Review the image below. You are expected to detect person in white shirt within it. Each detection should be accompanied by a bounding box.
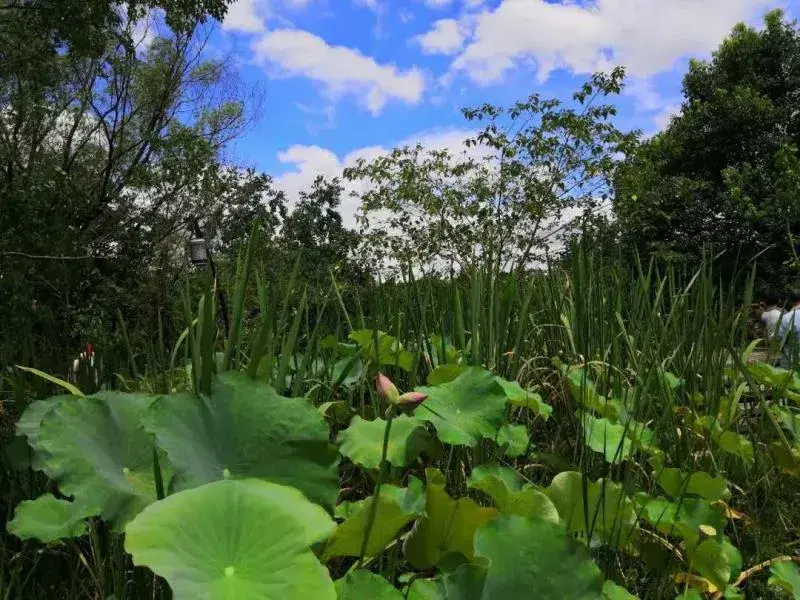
[777,290,800,369]
[760,291,783,339]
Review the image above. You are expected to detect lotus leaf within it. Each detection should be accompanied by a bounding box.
[494,377,552,419]
[444,515,605,599]
[468,464,558,523]
[35,392,160,529]
[125,479,336,600]
[8,494,91,542]
[348,330,413,371]
[337,415,430,470]
[143,372,339,509]
[495,424,529,457]
[335,571,403,599]
[414,368,507,447]
[768,561,800,598]
[323,477,425,560]
[547,471,636,548]
[656,468,729,502]
[404,468,497,569]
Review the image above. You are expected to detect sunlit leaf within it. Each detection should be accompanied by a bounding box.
[404,468,497,569]
[337,415,430,470]
[602,580,639,599]
[713,430,754,465]
[582,414,634,464]
[635,494,726,545]
[427,364,468,386]
[406,578,446,600]
[126,479,336,600]
[414,368,507,447]
[686,538,741,591]
[495,424,529,457]
[143,372,339,509]
[349,330,414,371]
[323,477,425,560]
[656,468,730,502]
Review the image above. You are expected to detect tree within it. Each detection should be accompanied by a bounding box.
[345,69,637,274]
[0,1,254,370]
[280,176,365,292]
[614,10,800,288]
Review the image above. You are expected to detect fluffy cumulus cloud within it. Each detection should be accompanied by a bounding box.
[274,128,477,228]
[222,0,268,33]
[452,0,775,84]
[415,18,469,55]
[252,29,425,115]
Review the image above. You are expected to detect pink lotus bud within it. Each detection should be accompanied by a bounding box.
[375,373,400,404]
[397,391,427,411]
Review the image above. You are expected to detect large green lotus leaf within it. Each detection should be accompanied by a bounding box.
[468,464,559,523]
[748,362,800,391]
[495,424,529,457]
[348,330,414,371]
[35,392,159,529]
[566,368,623,422]
[444,515,605,599]
[323,477,425,560]
[404,468,497,569]
[16,396,71,470]
[656,468,729,502]
[143,372,339,509]
[582,414,634,464]
[546,471,636,548]
[768,561,800,598]
[635,494,726,545]
[602,581,639,599]
[494,377,552,420]
[8,494,91,542]
[126,479,336,600]
[337,415,430,470]
[414,368,507,447]
[335,571,403,600]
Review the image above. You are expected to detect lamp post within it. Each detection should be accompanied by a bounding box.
[187,220,230,339]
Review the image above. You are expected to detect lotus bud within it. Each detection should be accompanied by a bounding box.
[396,391,427,411]
[375,373,400,404]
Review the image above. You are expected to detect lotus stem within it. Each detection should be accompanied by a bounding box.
[357,406,395,568]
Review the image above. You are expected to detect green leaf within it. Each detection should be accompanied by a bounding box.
[686,538,740,591]
[335,571,403,600]
[713,430,754,465]
[768,561,800,598]
[565,367,622,421]
[414,368,507,447]
[404,468,498,569]
[546,471,636,548]
[349,330,413,371]
[337,415,430,470]
[406,579,446,600]
[35,392,159,529]
[16,366,85,397]
[332,357,363,388]
[635,495,726,545]
[656,469,730,502]
[143,372,339,509]
[495,424,529,457]
[468,464,559,523]
[582,414,634,464]
[444,516,605,599]
[8,494,91,542]
[427,364,468,386]
[602,580,639,599]
[125,479,336,600]
[494,377,552,420]
[323,477,425,560]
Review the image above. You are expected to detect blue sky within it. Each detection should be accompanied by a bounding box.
[199,0,796,222]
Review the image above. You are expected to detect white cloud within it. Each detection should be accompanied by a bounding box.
[453,0,775,84]
[223,0,269,33]
[425,0,453,8]
[654,103,681,131]
[415,18,469,55]
[274,128,477,228]
[252,29,425,115]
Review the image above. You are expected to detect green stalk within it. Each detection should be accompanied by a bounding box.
[358,405,395,568]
